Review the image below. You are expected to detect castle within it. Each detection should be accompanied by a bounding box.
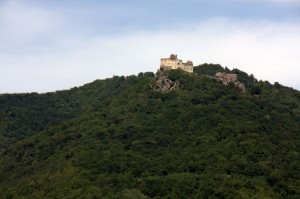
[160,54,193,73]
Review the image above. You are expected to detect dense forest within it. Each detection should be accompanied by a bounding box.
[0,64,299,199]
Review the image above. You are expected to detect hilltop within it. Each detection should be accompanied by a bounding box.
[0,64,299,199]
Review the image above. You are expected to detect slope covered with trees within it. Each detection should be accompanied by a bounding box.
[0,64,299,199]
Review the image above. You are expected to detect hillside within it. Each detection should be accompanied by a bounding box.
[0,64,299,199]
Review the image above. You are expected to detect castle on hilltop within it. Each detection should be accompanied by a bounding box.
[160,54,193,73]
[159,54,245,91]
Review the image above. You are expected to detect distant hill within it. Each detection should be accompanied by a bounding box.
[0,64,299,199]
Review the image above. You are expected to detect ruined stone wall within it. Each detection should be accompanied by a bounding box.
[182,64,193,73]
[160,57,193,73]
[215,72,237,83]
[214,72,245,92]
[160,58,182,70]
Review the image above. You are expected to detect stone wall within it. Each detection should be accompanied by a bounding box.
[215,72,245,92]
[215,72,237,84]
[160,54,193,73]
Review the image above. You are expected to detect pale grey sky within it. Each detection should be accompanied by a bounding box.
[0,0,299,93]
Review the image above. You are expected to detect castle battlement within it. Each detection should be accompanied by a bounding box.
[160,54,193,73]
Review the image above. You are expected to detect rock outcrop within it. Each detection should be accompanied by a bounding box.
[151,73,180,92]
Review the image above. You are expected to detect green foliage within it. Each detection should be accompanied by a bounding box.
[194,63,226,76]
[0,67,299,198]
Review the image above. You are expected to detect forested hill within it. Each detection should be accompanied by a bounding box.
[0,64,299,199]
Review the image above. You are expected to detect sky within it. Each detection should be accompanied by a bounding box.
[0,0,299,93]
